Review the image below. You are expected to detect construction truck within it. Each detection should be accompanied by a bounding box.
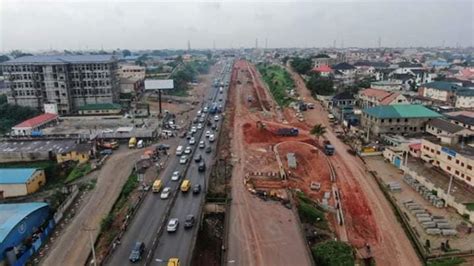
[276,127,299,136]
[323,140,335,156]
[98,140,119,150]
[129,137,137,148]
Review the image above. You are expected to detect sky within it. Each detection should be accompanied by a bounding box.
[0,0,472,51]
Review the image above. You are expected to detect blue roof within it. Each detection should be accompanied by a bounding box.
[0,168,39,184]
[0,203,49,243]
[363,104,442,119]
[2,55,116,64]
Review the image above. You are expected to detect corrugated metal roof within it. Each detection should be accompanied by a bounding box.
[363,104,442,119]
[0,202,49,243]
[428,118,466,134]
[12,113,58,129]
[2,55,115,64]
[0,168,39,184]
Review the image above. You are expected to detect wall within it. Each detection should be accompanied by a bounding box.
[361,113,431,136]
[455,95,474,108]
[26,170,46,194]
[420,139,473,187]
[0,183,27,198]
[402,166,474,223]
[420,87,449,102]
[56,151,90,164]
[0,151,51,163]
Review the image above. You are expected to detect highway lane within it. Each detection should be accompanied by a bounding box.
[151,61,233,265]
[106,61,230,266]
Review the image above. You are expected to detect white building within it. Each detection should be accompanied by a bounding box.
[455,89,474,108]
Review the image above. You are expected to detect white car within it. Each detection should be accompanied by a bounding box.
[184,146,192,154]
[197,110,202,116]
[189,137,196,145]
[209,134,215,142]
[197,123,203,129]
[201,113,206,119]
[167,218,179,232]
[199,141,205,149]
[171,171,180,181]
[179,155,188,164]
[214,115,220,122]
[205,131,211,138]
[160,187,171,199]
[203,107,208,113]
[191,126,197,133]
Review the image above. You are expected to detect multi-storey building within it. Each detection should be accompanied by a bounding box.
[1,55,119,114]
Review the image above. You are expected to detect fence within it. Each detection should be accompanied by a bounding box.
[53,185,80,224]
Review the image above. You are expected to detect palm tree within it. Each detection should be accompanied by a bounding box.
[310,124,327,144]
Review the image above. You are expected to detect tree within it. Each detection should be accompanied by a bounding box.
[306,73,334,96]
[11,50,32,58]
[290,57,313,74]
[310,124,327,144]
[312,241,354,266]
[122,49,131,57]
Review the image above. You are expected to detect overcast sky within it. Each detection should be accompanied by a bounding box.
[0,0,472,51]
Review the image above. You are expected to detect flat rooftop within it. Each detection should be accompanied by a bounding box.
[2,54,115,64]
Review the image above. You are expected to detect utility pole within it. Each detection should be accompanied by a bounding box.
[83,225,97,266]
[446,174,454,207]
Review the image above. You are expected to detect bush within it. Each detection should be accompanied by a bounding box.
[65,163,92,183]
[100,213,114,231]
[427,257,465,266]
[298,201,325,224]
[312,241,354,266]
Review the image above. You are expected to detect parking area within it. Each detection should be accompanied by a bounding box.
[364,156,474,254]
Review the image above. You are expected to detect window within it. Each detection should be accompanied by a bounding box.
[468,165,472,170]
[447,156,452,160]
[455,170,460,175]
[447,166,451,171]
[461,162,464,167]
[436,151,440,155]
[467,176,472,182]
[456,159,459,164]
[381,119,384,123]
[396,119,400,122]
[389,119,392,123]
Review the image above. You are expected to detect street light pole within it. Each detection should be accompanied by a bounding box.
[82,225,97,266]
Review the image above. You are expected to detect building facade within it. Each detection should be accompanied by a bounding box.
[1,55,119,114]
[0,168,46,198]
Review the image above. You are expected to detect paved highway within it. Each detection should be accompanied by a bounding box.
[151,60,233,265]
[106,59,233,266]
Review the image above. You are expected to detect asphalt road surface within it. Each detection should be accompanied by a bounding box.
[106,59,233,266]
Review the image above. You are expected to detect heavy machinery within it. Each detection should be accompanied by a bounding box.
[256,121,299,136]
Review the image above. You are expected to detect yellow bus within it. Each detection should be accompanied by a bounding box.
[180,180,191,192]
[152,179,162,193]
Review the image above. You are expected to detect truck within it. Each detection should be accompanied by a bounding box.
[323,140,335,155]
[128,137,137,148]
[276,128,299,136]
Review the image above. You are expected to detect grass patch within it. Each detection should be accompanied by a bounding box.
[427,257,465,266]
[311,240,354,266]
[465,203,474,211]
[166,88,189,97]
[114,173,139,211]
[65,162,92,183]
[296,191,328,230]
[257,63,295,107]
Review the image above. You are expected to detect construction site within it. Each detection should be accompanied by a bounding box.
[226,59,421,266]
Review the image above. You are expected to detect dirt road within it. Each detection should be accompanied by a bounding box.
[227,60,312,266]
[41,148,143,266]
[287,66,421,266]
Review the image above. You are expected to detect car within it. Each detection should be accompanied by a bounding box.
[198,117,205,123]
[197,123,203,129]
[218,98,223,101]
[160,187,171,199]
[191,126,197,133]
[171,171,181,181]
[211,124,217,130]
[184,215,195,229]
[167,218,179,232]
[205,146,212,153]
[192,117,198,124]
[200,113,206,119]
[167,258,180,266]
[189,137,196,145]
[214,115,220,122]
[186,132,192,139]
[205,130,211,138]
[179,155,188,164]
[129,241,145,262]
[198,161,206,172]
[184,146,192,154]
[197,110,202,116]
[192,184,201,194]
[194,154,202,162]
[209,134,215,142]
[199,141,205,148]
[203,107,208,113]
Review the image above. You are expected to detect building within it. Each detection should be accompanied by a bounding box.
[420,138,474,187]
[0,203,51,265]
[358,88,408,108]
[56,143,93,164]
[361,104,442,136]
[332,62,356,76]
[118,64,146,80]
[1,55,120,114]
[310,65,332,77]
[11,113,58,136]
[425,118,472,145]
[370,80,403,91]
[0,168,45,198]
[77,103,121,115]
[446,112,474,130]
[331,91,355,108]
[0,139,78,163]
[417,81,461,103]
[455,88,474,108]
[119,77,143,94]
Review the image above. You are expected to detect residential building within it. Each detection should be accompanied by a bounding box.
[77,103,122,115]
[361,104,442,136]
[332,62,356,76]
[455,88,474,108]
[358,88,408,108]
[446,112,474,130]
[0,168,46,198]
[118,64,146,80]
[370,80,403,91]
[0,203,50,265]
[417,81,461,103]
[331,91,355,108]
[11,113,58,136]
[1,55,119,114]
[313,57,336,68]
[420,137,474,187]
[425,118,472,145]
[56,143,93,164]
[119,77,143,94]
[310,65,332,77]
